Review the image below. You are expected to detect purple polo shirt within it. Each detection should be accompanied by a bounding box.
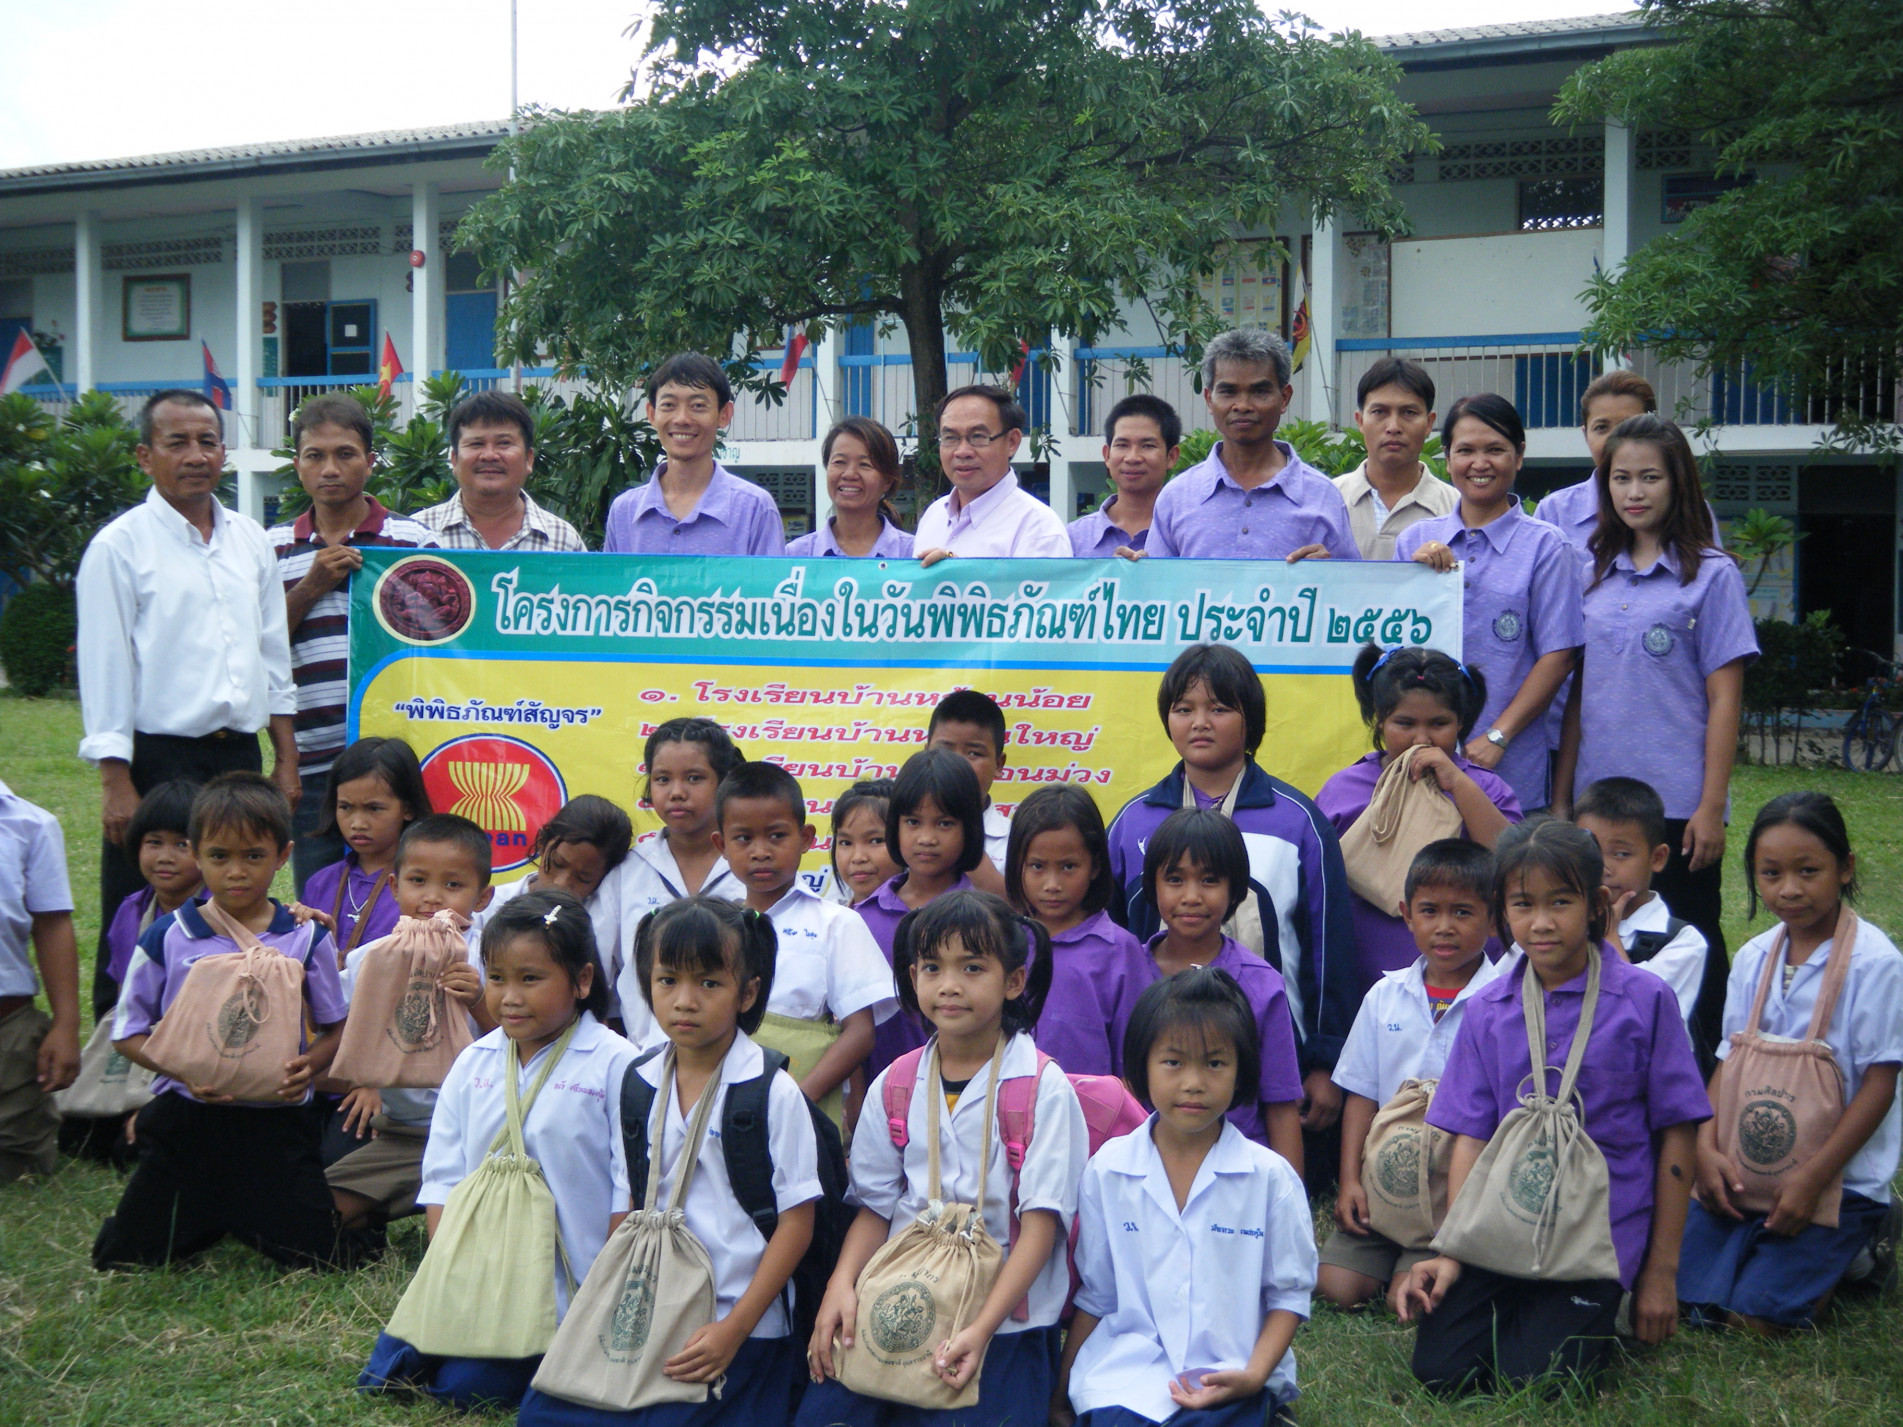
[1148,441,1360,561]
[1139,934,1305,1148]
[300,851,401,955]
[1314,751,1523,991]
[1577,547,1757,819]
[855,871,974,1077]
[1035,909,1152,1077]
[1428,951,1711,1287]
[786,516,914,559]
[1395,505,1583,809]
[104,886,208,987]
[1066,499,1151,559]
[601,461,787,555]
[115,899,348,1104]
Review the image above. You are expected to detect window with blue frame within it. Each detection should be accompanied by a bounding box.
[1513,351,1594,428]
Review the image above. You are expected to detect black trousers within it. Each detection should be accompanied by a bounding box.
[94,729,263,1019]
[1651,816,1728,970]
[92,1093,362,1272]
[1411,1265,1623,1396]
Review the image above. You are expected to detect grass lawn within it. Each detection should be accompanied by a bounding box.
[3,696,1900,1425]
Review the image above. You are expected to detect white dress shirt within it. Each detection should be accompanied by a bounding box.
[76,486,295,763]
[914,472,1071,558]
[762,883,899,1024]
[1331,954,1507,1106]
[1619,894,1709,1028]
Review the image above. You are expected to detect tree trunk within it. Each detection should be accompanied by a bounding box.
[899,262,949,495]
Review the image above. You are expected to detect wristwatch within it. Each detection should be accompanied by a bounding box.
[1484,728,1508,748]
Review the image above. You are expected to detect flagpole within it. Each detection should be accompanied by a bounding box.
[508,0,522,396]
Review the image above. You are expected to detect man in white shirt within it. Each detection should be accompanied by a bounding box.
[1332,358,1457,560]
[915,385,1070,561]
[75,389,299,1014]
[411,391,587,552]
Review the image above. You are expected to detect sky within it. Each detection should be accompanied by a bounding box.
[0,0,1639,171]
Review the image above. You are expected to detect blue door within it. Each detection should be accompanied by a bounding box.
[447,291,499,374]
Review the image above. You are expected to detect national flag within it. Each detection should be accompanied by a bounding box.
[1010,339,1032,387]
[201,341,231,410]
[1288,267,1312,375]
[778,326,809,388]
[0,329,53,395]
[377,332,405,402]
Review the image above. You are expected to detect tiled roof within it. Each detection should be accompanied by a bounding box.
[1374,12,1648,52]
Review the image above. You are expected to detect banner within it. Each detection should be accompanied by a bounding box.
[347,553,1461,885]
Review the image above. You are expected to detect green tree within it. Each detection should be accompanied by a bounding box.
[459,0,1430,470]
[1556,0,1903,450]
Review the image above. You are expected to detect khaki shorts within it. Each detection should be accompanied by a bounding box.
[324,1117,427,1219]
[0,1003,59,1182]
[1318,1223,1436,1286]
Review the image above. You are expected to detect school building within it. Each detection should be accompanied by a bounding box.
[1,13,1893,652]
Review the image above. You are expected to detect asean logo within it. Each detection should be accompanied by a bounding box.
[372,554,476,645]
[420,735,566,873]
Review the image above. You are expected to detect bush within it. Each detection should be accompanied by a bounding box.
[1742,610,1843,764]
[0,580,77,696]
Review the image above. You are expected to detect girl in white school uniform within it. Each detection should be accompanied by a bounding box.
[799,890,1088,1427]
[359,890,639,1411]
[518,897,822,1426]
[1058,966,1316,1427]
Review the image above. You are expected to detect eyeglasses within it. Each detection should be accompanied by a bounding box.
[936,429,1005,449]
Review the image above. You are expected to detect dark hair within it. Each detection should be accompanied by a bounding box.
[1121,966,1260,1112]
[1351,642,1489,748]
[1356,357,1436,412]
[830,778,894,877]
[1104,393,1182,452]
[1588,414,1717,590]
[1573,777,1670,854]
[531,794,634,873]
[1441,393,1526,454]
[887,748,987,875]
[1579,369,1657,425]
[822,417,906,529]
[291,392,374,452]
[396,814,495,885]
[1004,784,1117,920]
[188,772,292,850]
[446,389,535,453]
[936,383,1027,436]
[318,737,430,839]
[137,389,223,447]
[642,717,746,806]
[893,890,1053,1036]
[1491,817,1608,945]
[1157,644,1266,756]
[1742,792,1859,916]
[1143,809,1251,922]
[930,688,1007,758]
[481,887,611,1019]
[1404,838,1496,904]
[123,779,201,866]
[633,897,776,1035]
[645,352,733,409]
[716,760,808,827]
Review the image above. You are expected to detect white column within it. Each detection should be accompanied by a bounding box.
[411,181,440,380]
[233,196,264,519]
[73,210,98,393]
[1305,218,1339,425]
[811,325,837,524]
[1602,121,1635,372]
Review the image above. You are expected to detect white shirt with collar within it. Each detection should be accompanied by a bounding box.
[633,1033,822,1337]
[1069,1119,1316,1419]
[0,777,72,996]
[850,1030,1087,1331]
[1331,460,1459,562]
[419,1012,640,1315]
[1618,894,1708,1028]
[475,870,626,1021]
[1332,953,1507,1106]
[1722,922,1903,1203]
[914,471,1070,558]
[983,803,1011,874]
[609,834,746,1045]
[762,883,898,1024]
[76,486,295,763]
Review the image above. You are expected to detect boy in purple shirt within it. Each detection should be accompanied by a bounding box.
[602,352,787,555]
[0,776,81,1182]
[1067,394,1177,558]
[1399,820,1708,1395]
[1148,327,1359,562]
[95,773,360,1271]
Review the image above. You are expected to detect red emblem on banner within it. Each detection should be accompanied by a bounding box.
[420,735,567,873]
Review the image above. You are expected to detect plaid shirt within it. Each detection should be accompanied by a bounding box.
[410,490,588,552]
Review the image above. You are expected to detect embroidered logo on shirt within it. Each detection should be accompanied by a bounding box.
[1491,609,1524,643]
[1642,624,1676,657]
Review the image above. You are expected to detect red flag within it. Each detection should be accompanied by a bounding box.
[0,329,52,395]
[201,341,231,410]
[1010,339,1032,386]
[778,327,810,388]
[377,333,405,401]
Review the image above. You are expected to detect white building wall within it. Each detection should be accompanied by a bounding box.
[1390,228,1603,338]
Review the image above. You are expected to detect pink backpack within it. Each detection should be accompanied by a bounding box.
[880,1045,1148,1318]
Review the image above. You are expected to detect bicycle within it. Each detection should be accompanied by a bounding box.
[1840,654,1903,771]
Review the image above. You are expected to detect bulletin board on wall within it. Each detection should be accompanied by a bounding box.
[1340,234,1391,340]
[1199,239,1288,334]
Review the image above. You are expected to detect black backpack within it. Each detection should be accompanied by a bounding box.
[619,1046,853,1348]
[1627,916,1729,1079]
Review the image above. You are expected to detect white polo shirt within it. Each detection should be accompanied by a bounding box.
[1332,954,1507,1106]
[1619,894,1708,1028]
[1069,1119,1316,1418]
[0,778,72,997]
[914,471,1070,558]
[762,883,898,1024]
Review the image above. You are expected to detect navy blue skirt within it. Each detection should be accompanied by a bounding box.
[792,1325,1060,1427]
[516,1335,802,1426]
[1678,1189,1889,1326]
[357,1329,540,1411]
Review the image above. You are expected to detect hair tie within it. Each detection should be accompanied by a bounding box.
[1370,646,1403,674]
[543,905,561,927]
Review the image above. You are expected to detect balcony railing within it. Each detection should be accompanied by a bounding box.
[1335,333,1594,429]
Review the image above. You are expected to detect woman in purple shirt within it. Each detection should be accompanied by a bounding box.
[788,417,914,559]
[1554,414,1757,970]
[1397,396,1584,811]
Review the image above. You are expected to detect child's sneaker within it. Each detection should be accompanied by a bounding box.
[1845,1196,1900,1294]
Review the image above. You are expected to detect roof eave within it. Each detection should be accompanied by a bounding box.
[1381,24,1668,71]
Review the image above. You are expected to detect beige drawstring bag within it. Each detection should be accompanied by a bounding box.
[140,901,309,1103]
[1339,746,1465,914]
[1433,947,1621,1282]
[1712,909,1856,1228]
[531,1049,724,1410]
[384,1020,579,1359]
[1361,1078,1453,1250]
[1180,777,1269,956]
[834,1040,1006,1410]
[330,911,476,1090]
